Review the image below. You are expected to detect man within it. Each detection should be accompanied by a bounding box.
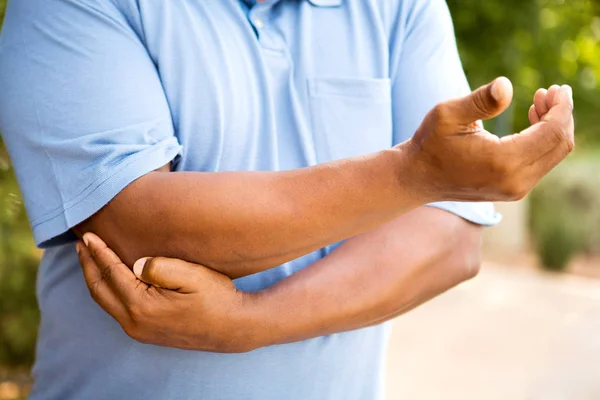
[0,0,573,399]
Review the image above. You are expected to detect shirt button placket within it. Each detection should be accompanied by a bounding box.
[249,4,267,34]
[249,4,281,51]
[253,18,265,30]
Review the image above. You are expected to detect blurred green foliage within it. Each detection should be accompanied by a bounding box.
[0,0,40,369]
[0,0,598,368]
[447,0,600,270]
[0,149,39,366]
[530,153,600,271]
[447,0,600,144]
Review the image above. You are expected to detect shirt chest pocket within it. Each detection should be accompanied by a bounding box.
[307,77,393,162]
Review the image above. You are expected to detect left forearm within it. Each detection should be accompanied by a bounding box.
[244,207,483,347]
[75,207,483,354]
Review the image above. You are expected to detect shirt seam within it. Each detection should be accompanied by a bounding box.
[72,0,135,39]
[30,140,179,228]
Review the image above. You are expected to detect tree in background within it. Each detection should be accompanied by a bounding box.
[446,0,600,271]
[0,0,40,368]
[447,0,600,145]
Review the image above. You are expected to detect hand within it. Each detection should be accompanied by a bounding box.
[403,77,574,202]
[76,232,259,353]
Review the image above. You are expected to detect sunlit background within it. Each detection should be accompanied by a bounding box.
[0,1,599,399]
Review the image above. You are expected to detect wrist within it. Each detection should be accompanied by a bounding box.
[388,140,437,206]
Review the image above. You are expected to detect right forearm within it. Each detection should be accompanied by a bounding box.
[79,144,424,278]
[75,80,576,354]
[83,80,575,280]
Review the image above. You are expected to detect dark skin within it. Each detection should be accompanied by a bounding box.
[76,79,574,352]
[77,207,481,352]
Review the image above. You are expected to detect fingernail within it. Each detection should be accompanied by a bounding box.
[75,241,82,254]
[491,77,510,101]
[491,80,501,101]
[82,233,90,247]
[562,85,573,103]
[133,258,147,278]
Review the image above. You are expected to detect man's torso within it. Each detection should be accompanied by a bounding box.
[30,0,406,398]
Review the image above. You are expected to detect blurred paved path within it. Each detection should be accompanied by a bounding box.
[386,262,600,400]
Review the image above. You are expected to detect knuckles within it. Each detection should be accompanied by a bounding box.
[126,302,146,325]
[430,103,451,124]
[566,135,575,154]
[143,256,167,282]
[121,305,149,343]
[122,323,144,343]
[499,180,529,201]
[547,120,567,145]
[546,120,575,154]
[115,296,151,342]
[87,280,104,304]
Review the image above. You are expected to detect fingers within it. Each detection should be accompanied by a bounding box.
[533,88,549,119]
[528,104,540,125]
[81,232,139,302]
[77,239,129,320]
[505,85,574,161]
[529,84,565,125]
[446,76,513,125]
[522,119,575,186]
[134,257,202,293]
[546,84,561,111]
[543,84,574,127]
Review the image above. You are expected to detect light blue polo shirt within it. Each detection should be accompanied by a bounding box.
[0,0,500,399]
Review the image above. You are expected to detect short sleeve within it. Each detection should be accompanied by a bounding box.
[0,0,181,247]
[389,0,501,226]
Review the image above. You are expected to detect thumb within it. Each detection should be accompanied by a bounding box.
[446,76,513,125]
[133,256,200,292]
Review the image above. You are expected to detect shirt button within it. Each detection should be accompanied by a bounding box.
[254,19,265,29]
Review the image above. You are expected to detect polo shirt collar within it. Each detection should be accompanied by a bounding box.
[252,0,342,6]
[307,0,342,6]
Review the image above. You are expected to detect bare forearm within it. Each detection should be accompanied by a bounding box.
[78,146,424,279]
[74,80,575,354]
[79,80,575,281]
[244,207,482,346]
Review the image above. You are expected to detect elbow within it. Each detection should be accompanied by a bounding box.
[450,225,484,283]
[461,243,483,281]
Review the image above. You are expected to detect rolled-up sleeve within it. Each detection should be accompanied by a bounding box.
[0,0,182,247]
[389,0,501,226]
